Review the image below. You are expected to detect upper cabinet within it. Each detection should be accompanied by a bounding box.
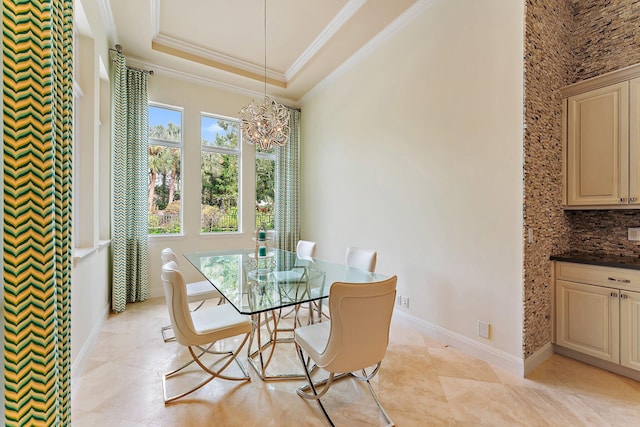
[562,64,640,209]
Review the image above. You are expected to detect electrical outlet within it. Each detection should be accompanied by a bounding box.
[401,296,409,308]
[478,320,490,339]
[629,228,640,241]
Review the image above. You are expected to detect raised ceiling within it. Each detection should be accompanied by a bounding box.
[106,0,420,103]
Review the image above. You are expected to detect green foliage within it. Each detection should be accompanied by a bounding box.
[201,205,238,232]
[201,152,238,210]
[149,122,181,142]
[256,157,274,205]
[256,208,274,230]
[148,115,277,235]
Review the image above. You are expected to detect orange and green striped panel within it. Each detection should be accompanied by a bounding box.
[3,0,73,425]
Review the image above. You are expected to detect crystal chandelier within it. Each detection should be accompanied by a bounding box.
[239,0,290,151]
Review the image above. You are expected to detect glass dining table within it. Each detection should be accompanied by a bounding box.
[184,247,387,380]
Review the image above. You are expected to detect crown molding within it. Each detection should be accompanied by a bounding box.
[301,0,436,104]
[285,0,366,81]
[561,62,640,98]
[151,33,287,84]
[126,56,299,108]
[150,0,286,85]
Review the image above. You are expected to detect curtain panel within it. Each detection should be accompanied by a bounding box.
[2,0,74,425]
[274,108,301,252]
[111,53,149,313]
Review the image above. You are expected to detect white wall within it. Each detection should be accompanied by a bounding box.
[146,75,260,298]
[70,0,113,385]
[300,0,525,358]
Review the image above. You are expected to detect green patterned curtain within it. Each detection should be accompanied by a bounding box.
[274,108,301,252]
[111,52,149,313]
[3,0,74,425]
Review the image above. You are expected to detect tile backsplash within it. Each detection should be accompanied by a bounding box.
[566,210,640,257]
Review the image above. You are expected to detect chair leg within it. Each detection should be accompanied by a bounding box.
[161,324,176,342]
[296,344,335,426]
[163,333,251,404]
[296,350,395,427]
[352,366,395,427]
[314,298,330,322]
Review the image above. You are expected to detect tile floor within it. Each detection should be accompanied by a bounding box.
[72,298,640,426]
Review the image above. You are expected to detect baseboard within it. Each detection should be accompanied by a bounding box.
[555,345,640,382]
[523,341,554,376]
[70,303,109,399]
[393,309,524,376]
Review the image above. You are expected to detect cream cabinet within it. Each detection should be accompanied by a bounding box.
[554,261,640,374]
[556,279,620,363]
[620,290,640,371]
[562,64,640,208]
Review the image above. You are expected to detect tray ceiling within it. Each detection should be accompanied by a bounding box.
[106,0,419,102]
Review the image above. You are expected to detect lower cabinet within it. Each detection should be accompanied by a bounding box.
[554,262,640,375]
[620,290,640,371]
[556,280,619,363]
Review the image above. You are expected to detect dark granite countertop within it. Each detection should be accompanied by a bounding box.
[550,252,640,270]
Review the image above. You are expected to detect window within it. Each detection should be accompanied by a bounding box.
[200,114,240,233]
[256,145,275,230]
[148,104,183,234]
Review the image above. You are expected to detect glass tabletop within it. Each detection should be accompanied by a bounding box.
[184,248,387,315]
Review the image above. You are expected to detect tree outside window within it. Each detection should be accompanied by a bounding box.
[148,104,182,234]
[256,145,275,230]
[201,114,240,233]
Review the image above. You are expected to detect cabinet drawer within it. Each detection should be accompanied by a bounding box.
[556,262,640,292]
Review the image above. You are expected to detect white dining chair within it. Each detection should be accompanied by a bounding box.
[312,246,378,322]
[345,246,377,273]
[296,240,317,260]
[160,247,225,342]
[161,261,252,404]
[294,275,397,426]
[272,240,318,325]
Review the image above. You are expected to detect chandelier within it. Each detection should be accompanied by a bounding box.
[239,0,290,151]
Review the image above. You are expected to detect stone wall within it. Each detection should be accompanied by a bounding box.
[572,0,640,80]
[523,0,640,358]
[523,0,574,358]
[567,0,640,258]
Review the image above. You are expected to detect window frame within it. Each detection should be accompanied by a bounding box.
[200,112,242,235]
[148,102,184,237]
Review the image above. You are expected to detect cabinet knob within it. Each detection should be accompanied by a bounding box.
[621,294,629,299]
[611,292,618,298]
[620,198,627,203]
[631,197,638,203]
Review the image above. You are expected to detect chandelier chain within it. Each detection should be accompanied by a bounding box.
[238,0,290,151]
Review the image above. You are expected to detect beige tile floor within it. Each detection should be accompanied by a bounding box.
[72,298,640,426]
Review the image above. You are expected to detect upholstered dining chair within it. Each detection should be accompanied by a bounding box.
[345,246,377,273]
[160,247,225,341]
[272,240,317,284]
[294,275,398,426]
[161,261,252,404]
[272,240,318,325]
[312,246,378,322]
[296,239,317,260]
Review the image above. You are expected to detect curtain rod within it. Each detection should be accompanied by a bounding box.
[109,44,154,76]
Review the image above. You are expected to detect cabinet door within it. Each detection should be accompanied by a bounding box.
[620,290,640,371]
[629,78,640,204]
[556,280,619,363]
[566,82,629,206]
